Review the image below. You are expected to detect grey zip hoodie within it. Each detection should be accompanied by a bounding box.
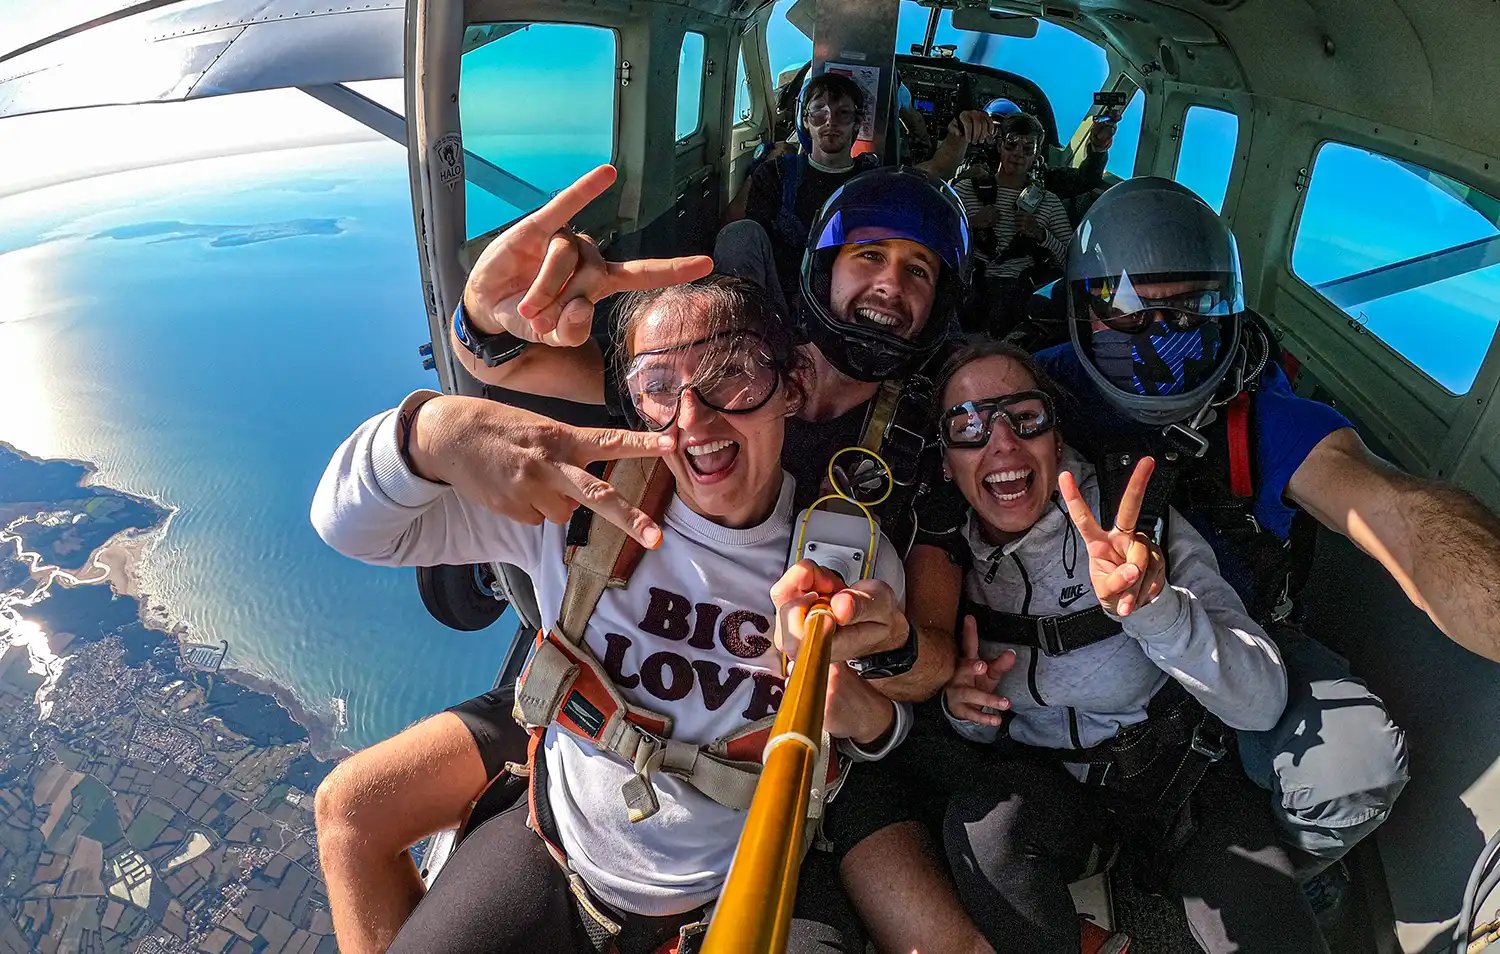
[945,446,1287,771]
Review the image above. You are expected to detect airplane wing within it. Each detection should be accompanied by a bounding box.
[0,0,405,119]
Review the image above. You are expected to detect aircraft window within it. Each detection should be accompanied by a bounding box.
[734,43,753,123]
[1103,90,1144,180]
[768,1,813,85]
[677,31,707,141]
[1173,106,1239,213]
[458,23,617,239]
[1292,142,1500,394]
[766,3,1111,139]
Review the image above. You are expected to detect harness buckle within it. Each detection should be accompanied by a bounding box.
[1035,615,1067,657]
[630,728,663,775]
[1188,720,1228,762]
[1161,421,1211,459]
[882,420,927,486]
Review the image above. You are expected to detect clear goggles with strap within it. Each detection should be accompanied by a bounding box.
[623,331,781,431]
[940,391,1058,448]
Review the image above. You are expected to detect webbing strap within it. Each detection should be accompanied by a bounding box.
[859,379,904,452]
[558,457,669,644]
[1226,392,1253,499]
[968,603,1122,657]
[1098,448,1183,546]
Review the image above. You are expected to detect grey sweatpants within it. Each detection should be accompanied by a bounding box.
[713,219,788,312]
[1236,624,1409,873]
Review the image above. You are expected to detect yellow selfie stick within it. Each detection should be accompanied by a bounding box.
[699,599,836,954]
[701,449,887,954]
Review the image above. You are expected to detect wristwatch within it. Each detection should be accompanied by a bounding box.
[848,620,919,680]
[454,302,529,367]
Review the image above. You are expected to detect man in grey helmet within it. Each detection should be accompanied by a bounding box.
[1028,176,1500,898]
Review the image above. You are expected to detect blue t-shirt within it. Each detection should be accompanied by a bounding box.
[1034,344,1351,605]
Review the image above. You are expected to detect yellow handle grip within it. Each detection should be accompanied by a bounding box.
[701,602,837,954]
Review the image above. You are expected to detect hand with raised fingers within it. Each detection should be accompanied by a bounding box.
[824,662,897,745]
[1057,457,1168,617]
[771,560,908,665]
[944,615,1015,727]
[408,395,676,548]
[462,164,713,348]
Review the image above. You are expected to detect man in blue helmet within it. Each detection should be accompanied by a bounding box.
[1029,176,1500,900]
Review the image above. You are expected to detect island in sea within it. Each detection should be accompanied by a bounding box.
[0,441,346,954]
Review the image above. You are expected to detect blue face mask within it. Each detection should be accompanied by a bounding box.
[1091,318,1224,397]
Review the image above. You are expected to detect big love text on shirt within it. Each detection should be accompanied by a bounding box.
[598,586,786,721]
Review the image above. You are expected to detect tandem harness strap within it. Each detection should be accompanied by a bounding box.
[1100,324,1309,624]
[1054,680,1230,878]
[505,457,842,953]
[513,458,827,825]
[966,603,1122,657]
[839,370,940,556]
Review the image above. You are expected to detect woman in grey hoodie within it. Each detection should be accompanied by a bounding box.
[933,339,1327,954]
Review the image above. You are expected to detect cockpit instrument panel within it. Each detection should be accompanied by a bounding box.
[895,55,1060,148]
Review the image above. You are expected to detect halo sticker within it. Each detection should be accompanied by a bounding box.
[433,134,464,191]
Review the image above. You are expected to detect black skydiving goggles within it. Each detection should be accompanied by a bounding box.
[1081,281,1238,335]
[939,391,1058,448]
[624,330,781,431]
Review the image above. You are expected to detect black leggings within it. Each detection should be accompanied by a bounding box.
[385,799,863,954]
[942,758,1329,954]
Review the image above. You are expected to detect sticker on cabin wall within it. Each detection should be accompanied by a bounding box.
[433,134,464,191]
[824,63,880,143]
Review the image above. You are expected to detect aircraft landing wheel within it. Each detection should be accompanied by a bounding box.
[415,563,509,631]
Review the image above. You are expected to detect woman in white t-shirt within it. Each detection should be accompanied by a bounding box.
[311,275,905,954]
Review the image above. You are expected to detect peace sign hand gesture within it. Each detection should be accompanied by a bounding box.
[1057,457,1169,618]
[944,615,1015,727]
[462,165,714,348]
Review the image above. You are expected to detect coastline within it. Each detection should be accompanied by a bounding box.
[217,665,353,763]
[1,439,349,766]
[94,533,354,762]
[95,529,353,764]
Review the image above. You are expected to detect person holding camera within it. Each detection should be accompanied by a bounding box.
[952,112,1074,339]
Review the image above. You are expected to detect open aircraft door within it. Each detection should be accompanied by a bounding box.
[404,0,767,399]
[400,1,783,642]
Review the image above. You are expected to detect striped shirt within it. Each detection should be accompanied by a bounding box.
[953,178,1073,280]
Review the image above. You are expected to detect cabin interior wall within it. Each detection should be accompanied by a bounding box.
[409,0,473,396]
[1299,523,1500,954]
[1223,95,1500,493]
[723,13,773,209]
[1202,86,1500,953]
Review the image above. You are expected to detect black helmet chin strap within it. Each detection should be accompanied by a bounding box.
[1159,318,1270,459]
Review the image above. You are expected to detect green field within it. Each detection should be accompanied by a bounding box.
[73,775,109,818]
[257,783,291,813]
[83,798,124,848]
[123,799,174,851]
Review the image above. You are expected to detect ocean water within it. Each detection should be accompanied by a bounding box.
[0,140,522,750]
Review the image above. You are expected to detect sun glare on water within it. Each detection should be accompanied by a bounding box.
[0,242,71,457]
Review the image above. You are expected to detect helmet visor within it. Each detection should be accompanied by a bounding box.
[1077,271,1241,333]
[811,173,969,272]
